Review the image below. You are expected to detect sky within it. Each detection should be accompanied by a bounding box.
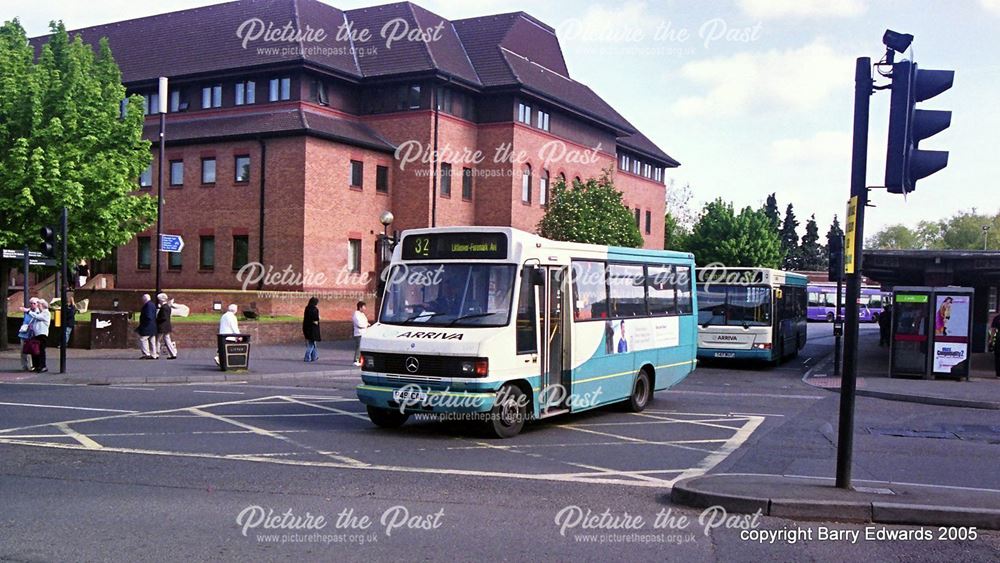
[8,0,1000,237]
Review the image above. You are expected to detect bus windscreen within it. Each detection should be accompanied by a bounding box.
[697,285,772,327]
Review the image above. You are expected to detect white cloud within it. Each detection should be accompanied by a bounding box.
[553,1,656,45]
[980,0,1000,16]
[770,130,851,165]
[738,0,867,19]
[670,39,853,118]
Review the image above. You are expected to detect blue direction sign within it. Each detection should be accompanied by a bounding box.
[160,234,184,253]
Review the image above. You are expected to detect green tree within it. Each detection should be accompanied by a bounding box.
[868,224,921,249]
[763,193,781,232]
[0,20,156,349]
[664,181,695,250]
[779,203,800,270]
[939,210,996,250]
[799,214,824,270]
[538,171,643,247]
[685,198,782,267]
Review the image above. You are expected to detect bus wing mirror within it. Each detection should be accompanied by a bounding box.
[530,267,546,286]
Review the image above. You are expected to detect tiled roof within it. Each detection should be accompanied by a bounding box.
[34,0,675,165]
[144,108,396,152]
[618,132,680,168]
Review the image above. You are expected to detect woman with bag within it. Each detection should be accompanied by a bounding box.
[21,299,51,373]
[17,298,38,371]
[156,293,178,360]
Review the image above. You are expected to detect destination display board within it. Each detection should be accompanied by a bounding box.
[401,232,508,260]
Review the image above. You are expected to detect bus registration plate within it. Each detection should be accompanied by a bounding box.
[393,388,428,403]
[714,352,736,359]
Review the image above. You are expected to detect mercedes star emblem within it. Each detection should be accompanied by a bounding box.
[405,357,420,373]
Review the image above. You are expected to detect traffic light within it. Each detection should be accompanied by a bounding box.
[884,60,954,194]
[40,226,57,258]
[828,235,844,282]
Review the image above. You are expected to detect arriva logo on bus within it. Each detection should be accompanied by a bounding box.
[395,331,464,340]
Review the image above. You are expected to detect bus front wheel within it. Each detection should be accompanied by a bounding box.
[627,369,652,412]
[486,384,527,439]
[367,406,410,429]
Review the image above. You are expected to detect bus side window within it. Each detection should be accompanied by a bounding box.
[516,267,538,354]
[675,266,693,315]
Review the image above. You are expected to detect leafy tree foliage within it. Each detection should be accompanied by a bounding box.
[684,199,782,267]
[763,193,781,232]
[538,171,643,248]
[867,209,1000,250]
[799,214,825,270]
[779,203,800,270]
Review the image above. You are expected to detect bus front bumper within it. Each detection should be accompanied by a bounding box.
[357,375,499,414]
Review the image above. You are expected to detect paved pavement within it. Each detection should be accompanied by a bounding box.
[803,325,1000,409]
[0,339,361,385]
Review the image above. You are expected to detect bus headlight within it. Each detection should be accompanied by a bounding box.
[752,343,773,350]
[460,359,489,377]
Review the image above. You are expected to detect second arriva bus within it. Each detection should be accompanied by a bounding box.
[695,267,808,363]
[356,227,698,438]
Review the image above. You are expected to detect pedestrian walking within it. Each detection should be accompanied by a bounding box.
[17,297,38,371]
[303,297,321,363]
[76,260,90,288]
[215,304,240,366]
[352,301,369,366]
[156,293,178,360]
[878,304,893,347]
[21,299,50,373]
[64,294,77,346]
[137,293,158,359]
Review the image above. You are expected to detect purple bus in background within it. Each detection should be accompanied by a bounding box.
[807,284,886,322]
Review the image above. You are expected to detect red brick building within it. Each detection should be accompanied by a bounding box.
[33,0,679,292]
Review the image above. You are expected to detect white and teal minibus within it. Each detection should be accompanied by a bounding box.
[695,267,808,363]
[356,227,698,438]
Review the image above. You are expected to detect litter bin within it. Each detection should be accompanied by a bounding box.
[90,311,131,349]
[217,334,251,371]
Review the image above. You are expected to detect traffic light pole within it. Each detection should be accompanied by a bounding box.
[834,271,843,377]
[836,57,872,490]
[59,207,68,374]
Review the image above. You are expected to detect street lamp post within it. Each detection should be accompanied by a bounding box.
[155,76,168,296]
[983,225,991,251]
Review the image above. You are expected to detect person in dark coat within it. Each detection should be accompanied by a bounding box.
[137,293,158,359]
[156,293,177,359]
[991,313,1000,378]
[303,297,321,362]
[878,304,893,347]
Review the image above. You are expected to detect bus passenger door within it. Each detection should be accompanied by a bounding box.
[541,266,570,414]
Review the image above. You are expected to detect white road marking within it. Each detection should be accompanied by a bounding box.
[56,423,102,450]
[664,390,824,399]
[192,390,246,395]
[0,401,137,414]
[278,396,369,421]
[671,416,765,484]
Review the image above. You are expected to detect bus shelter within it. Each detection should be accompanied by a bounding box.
[890,286,974,380]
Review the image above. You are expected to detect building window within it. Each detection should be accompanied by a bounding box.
[521,165,532,203]
[137,236,151,270]
[645,210,652,234]
[235,155,251,183]
[408,84,421,109]
[139,164,152,188]
[440,163,452,197]
[634,208,640,227]
[376,165,389,193]
[201,85,221,109]
[168,247,182,271]
[462,167,473,200]
[620,153,628,170]
[201,158,216,184]
[435,86,452,113]
[235,81,256,105]
[143,92,159,115]
[199,236,215,270]
[633,159,640,174]
[169,90,181,112]
[350,160,363,188]
[232,235,249,271]
[517,102,531,124]
[269,77,291,102]
[540,169,549,207]
[169,160,184,186]
[347,239,361,273]
[312,79,328,105]
[536,110,550,131]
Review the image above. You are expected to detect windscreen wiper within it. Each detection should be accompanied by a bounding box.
[404,311,440,323]
[447,312,499,326]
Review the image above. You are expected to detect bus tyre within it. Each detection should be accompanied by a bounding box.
[826,312,834,322]
[367,406,409,429]
[627,370,652,412]
[486,384,527,439]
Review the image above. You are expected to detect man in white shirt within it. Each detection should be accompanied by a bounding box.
[215,304,240,366]
[352,301,369,367]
